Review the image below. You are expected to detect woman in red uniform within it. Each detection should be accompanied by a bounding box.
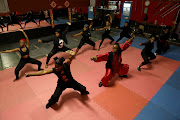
[91,34,135,87]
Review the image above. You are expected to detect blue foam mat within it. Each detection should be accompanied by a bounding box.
[166,67,180,91]
[134,101,177,120]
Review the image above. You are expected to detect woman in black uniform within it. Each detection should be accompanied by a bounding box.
[116,21,132,42]
[0,29,43,81]
[25,50,89,109]
[38,10,50,26]
[0,19,6,32]
[72,18,96,56]
[137,35,156,71]
[7,12,23,31]
[96,14,114,51]
[24,11,38,28]
[155,28,170,54]
[38,22,72,68]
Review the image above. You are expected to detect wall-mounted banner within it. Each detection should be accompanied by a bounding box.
[0,0,10,13]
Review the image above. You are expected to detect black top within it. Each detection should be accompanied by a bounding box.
[160,32,169,42]
[105,28,110,34]
[42,26,69,47]
[52,63,74,83]
[82,30,91,40]
[40,12,45,19]
[19,46,29,56]
[142,41,154,53]
[120,26,131,34]
[27,12,34,19]
[10,14,18,21]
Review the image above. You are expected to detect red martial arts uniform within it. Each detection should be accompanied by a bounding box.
[95,40,132,86]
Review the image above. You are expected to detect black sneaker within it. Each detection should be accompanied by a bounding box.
[99,81,103,87]
[137,66,141,71]
[81,91,89,95]
[46,103,51,109]
[119,75,128,78]
[38,68,44,71]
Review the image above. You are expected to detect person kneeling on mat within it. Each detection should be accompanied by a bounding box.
[25,50,89,109]
[91,34,135,87]
[137,35,157,71]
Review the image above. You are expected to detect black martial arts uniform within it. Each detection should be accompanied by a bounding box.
[7,13,22,31]
[47,63,88,107]
[15,46,42,79]
[116,26,132,42]
[42,26,71,65]
[0,21,6,32]
[78,30,95,49]
[99,28,114,49]
[39,11,50,25]
[24,12,38,27]
[141,41,156,65]
[156,32,170,54]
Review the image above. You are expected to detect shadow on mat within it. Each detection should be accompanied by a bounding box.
[19,64,38,79]
[108,74,133,87]
[51,91,95,111]
[76,46,96,56]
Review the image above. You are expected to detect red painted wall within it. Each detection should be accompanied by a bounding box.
[115,0,179,26]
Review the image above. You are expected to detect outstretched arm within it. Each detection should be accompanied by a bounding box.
[120,34,135,51]
[88,18,93,29]
[96,27,106,31]
[65,50,75,65]
[19,29,30,47]
[0,48,19,53]
[72,32,83,37]
[140,41,149,46]
[91,52,109,62]
[25,69,53,77]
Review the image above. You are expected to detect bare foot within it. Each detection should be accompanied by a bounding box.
[98,48,100,51]
[13,78,18,82]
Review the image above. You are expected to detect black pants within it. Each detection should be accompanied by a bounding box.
[39,18,50,25]
[46,46,71,65]
[116,32,131,42]
[24,19,38,27]
[156,40,170,54]
[0,22,6,27]
[0,25,3,31]
[99,33,114,49]
[15,57,42,79]
[7,20,22,31]
[78,38,95,49]
[48,79,87,105]
[141,52,156,65]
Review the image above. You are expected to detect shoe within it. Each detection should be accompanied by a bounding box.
[137,66,141,71]
[119,75,128,78]
[46,103,51,109]
[38,68,44,71]
[99,81,103,87]
[81,91,89,95]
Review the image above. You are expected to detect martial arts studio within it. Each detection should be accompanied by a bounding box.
[0,0,180,120]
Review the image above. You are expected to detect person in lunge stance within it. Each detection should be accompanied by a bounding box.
[25,50,89,109]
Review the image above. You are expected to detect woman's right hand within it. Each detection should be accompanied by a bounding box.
[139,43,142,46]
[38,39,42,43]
